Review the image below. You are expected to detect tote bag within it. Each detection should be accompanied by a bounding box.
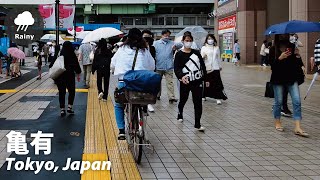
[49,56,66,80]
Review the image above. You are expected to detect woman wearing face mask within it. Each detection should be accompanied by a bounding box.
[201,34,227,104]
[269,34,308,137]
[142,29,156,112]
[174,34,208,131]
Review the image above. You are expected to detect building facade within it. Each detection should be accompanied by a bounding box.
[1,0,214,37]
[214,0,320,72]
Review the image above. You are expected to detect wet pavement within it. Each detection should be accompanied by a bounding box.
[0,61,320,180]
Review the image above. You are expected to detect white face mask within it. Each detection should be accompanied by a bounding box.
[289,36,297,44]
[207,39,214,45]
[184,42,192,49]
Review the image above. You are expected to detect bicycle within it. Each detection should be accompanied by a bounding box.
[123,93,155,164]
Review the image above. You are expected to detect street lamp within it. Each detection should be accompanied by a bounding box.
[55,0,60,45]
[74,0,76,42]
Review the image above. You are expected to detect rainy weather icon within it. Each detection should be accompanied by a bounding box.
[14,11,35,32]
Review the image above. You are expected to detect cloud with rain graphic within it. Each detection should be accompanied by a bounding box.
[14,11,35,32]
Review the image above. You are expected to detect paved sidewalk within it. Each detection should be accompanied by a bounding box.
[108,62,320,180]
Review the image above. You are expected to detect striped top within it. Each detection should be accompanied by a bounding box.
[315,38,320,65]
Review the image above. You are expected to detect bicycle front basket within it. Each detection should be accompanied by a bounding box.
[125,90,157,105]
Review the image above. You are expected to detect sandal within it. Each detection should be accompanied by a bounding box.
[294,130,309,138]
[275,126,284,132]
[67,106,74,114]
[61,109,66,117]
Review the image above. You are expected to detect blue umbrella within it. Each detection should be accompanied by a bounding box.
[265,20,320,35]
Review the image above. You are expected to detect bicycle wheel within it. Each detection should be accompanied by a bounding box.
[131,106,143,164]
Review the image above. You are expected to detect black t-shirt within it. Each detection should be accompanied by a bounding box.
[174,49,206,84]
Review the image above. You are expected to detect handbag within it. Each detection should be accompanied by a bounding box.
[49,56,66,80]
[264,82,274,98]
[114,87,128,104]
[89,51,94,61]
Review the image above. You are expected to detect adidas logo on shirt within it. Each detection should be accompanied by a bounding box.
[182,54,203,81]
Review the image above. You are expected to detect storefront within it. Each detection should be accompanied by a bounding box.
[218,14,236,62]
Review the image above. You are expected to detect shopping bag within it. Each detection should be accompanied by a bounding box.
[49,56,66,80]
[264,82,274,98]
[34,61,38,67]
[232,57,238,63]
[89,51,94,61]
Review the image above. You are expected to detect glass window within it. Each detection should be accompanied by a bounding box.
[166,17,178,25]
[197,17,207,26]
[122,18,133,25]
[183,17,196,25]
[152,17,164,25]
[135,18,147,25]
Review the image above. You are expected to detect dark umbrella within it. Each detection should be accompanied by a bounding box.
[265,20,320,35]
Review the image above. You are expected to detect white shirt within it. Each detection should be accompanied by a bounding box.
[49,46,55,56]
[260,43,266,56]
[111,46,155,79]
[201,44,221,73]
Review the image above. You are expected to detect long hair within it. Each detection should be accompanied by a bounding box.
[96,39,108,54]
[122,28,147,50]
[204,34,217,46]
[60,41,77,62]
[274,34,294,57]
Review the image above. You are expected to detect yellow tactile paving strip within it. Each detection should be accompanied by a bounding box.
[82,75,141,180]
[0,89,88,94]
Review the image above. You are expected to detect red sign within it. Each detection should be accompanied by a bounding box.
[218,15,236,31]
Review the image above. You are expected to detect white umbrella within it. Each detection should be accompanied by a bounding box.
[174,26,208,50]
[76,31,91,39]
[40,34,64,44]
[82,27,123,43]
[304,72,319,100]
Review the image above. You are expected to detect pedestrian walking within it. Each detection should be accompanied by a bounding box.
[201,34,227,104]
[48,42,55,63]
[269,34,308,137]
[111,28,155,140]
[49,41,81,117]
[78,42,93,88]
[153,29,178,103]
[174,33,207,131]
[42,44,49,65]
[11,57,20,77]
[265,42,272,66]
[33,44,39,57]
[233,39,240,66]
[314,37,320,70]
[281,35,305,117]
[260,40,268,66]
[142,29,156,112]
[92,39,113,102]
[36,53,42,80]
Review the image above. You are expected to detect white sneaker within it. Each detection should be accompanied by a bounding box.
[98,92,104,100]
[195,126,205,131]
[148,104,155,112]
[202,98,207,101]
[177,119,183,122]
[263,64,267,67]
[217,100,222,105]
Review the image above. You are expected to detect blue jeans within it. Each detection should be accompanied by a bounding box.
[273,82,302,120]
[115,82,125,130]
